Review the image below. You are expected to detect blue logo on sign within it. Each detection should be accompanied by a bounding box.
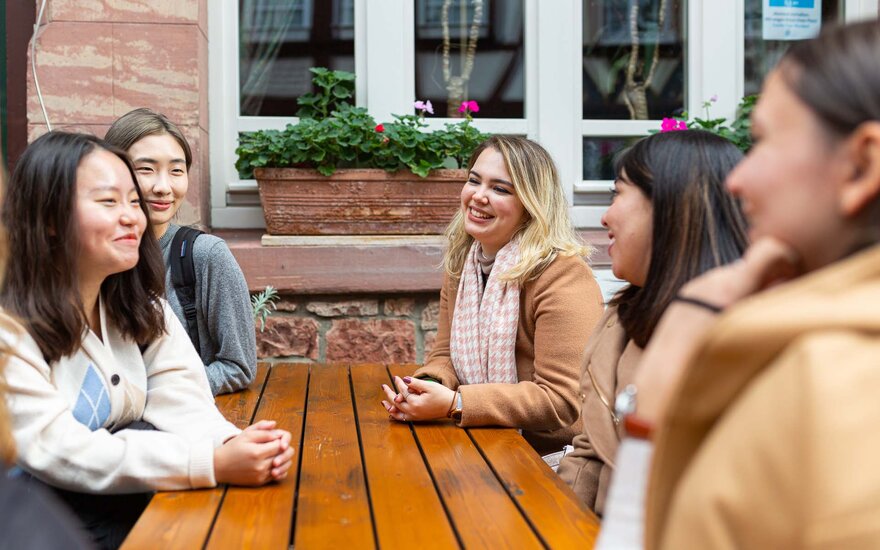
[769,0,815,7]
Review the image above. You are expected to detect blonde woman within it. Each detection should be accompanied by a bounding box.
[380,136,604,454]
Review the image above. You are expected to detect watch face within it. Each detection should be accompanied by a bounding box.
[614,384,638,418]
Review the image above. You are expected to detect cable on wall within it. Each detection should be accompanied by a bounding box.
[31,0,52,131]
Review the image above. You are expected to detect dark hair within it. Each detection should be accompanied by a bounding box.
[1,131,166,362]
[105,108,193,169]
[779,21,880,137]
[611,130,749,347]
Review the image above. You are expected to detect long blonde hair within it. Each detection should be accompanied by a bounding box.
[443,135,590,284]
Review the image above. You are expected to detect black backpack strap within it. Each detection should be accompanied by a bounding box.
[169,227,204,353]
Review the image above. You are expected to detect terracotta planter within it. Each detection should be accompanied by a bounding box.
[254,167,466,235]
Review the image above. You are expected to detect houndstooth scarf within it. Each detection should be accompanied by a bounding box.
[449,239,521,385]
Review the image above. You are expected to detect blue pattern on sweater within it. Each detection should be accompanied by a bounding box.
[71,365,110,430]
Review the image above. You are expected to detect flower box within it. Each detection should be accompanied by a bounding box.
[255,167,465,235]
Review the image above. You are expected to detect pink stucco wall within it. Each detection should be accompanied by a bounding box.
[26,0,211,226]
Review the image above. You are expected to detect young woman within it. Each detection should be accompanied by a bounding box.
[0,150,94,550]
[620,21,880,548]
[380,135,605,454]
[555,130,748,515]
[105,108,256,395]
[1,132,293,548]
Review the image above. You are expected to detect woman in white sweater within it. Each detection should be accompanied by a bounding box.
[0,131,294,549]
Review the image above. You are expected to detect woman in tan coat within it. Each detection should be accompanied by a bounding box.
[380,135,604,454]
[556,130,748,515]
[621,21,880,549]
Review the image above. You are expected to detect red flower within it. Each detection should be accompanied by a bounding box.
[375,124,385,133]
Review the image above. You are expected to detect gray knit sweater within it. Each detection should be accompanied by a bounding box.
[158,224,257,395]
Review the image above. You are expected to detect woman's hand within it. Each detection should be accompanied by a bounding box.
[214,420,295,486]
[380,376,456,422]
[634,238,801,426]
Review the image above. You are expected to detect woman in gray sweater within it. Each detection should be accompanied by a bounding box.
[106,109,257,395]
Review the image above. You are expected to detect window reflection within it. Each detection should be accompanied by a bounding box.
[415,0,524,118]
[582,136,639,181]
[239,0,355,116]
[743,0,841,96]
[583,0,685,120]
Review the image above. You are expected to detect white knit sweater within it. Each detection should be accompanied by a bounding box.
[3,298,240,493]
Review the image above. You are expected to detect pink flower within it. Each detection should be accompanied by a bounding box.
[414,100,434,114]
[710,94,718,103]
[375,124,385,133]
[458,100,480,114]
[660,118,688,132]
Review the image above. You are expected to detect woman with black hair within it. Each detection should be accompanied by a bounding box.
[557,129,748,515]
[0,132,293,549]
[634,21,880,548]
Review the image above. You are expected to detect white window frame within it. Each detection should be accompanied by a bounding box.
[209,0,879,229]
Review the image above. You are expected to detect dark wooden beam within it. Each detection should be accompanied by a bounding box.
[5,0,35,173]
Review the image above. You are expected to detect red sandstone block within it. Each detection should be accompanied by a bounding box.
[111,23,200,125]
[306,300,379,318]
[421,300,441,330]
[27,22,114,124]
[197,126,210,221]
[109,0,198,24]
[48,0,109,22]
[424,331,437,358]
[275,298,298,313]
[256,316,319,360]
[29,123,109,142]
[326,319,416,364]
[384,298,416,317]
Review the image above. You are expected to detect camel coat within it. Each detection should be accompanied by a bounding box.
[647,244,880,549]
[414,254,604,454]
[557,306,643,515]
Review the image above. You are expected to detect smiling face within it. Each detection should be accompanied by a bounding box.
[601,171,654,286]
[75,149,147,285]
[460,147,528,256]
[127,133,189,238]
[725,69,852,270]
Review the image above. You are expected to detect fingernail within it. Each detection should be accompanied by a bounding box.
[403,376,412,383]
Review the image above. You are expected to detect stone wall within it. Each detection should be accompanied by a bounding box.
[26,0,210,225]
[256,293,442,365]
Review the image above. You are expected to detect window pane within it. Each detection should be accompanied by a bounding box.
[583,0,686,120]
[582,136,640,181]
[744,0,842,96]
[239,0,355,116]
[415,0,524,118]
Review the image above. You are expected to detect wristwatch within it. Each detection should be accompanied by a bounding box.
[614,384,654,440]
[447,391,463,422]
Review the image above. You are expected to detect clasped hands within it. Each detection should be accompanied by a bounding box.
[213,420,295,486]
[381,376,456,422]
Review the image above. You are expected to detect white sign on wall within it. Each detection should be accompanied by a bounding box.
[763,0,823,40]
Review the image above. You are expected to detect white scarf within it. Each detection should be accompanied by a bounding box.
[449,239,521,384]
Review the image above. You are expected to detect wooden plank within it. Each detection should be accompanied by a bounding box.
[469,428,601,548]
[121,363,270,550]
[388,365,543,549]
[214,363,269,428]
[205,363,309,550]
[351,364,459,549]
[293,365,376,549]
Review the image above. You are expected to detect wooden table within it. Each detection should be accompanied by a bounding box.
[122,363,600,549]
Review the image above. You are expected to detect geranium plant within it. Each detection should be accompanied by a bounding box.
[236,68,490,178]
[658,94,757,153]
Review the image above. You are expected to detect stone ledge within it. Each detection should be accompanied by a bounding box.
[217,229,610,294]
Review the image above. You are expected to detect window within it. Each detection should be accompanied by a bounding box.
[210,1,877,229]
[414,0,524,118]
[239,0,355,117]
